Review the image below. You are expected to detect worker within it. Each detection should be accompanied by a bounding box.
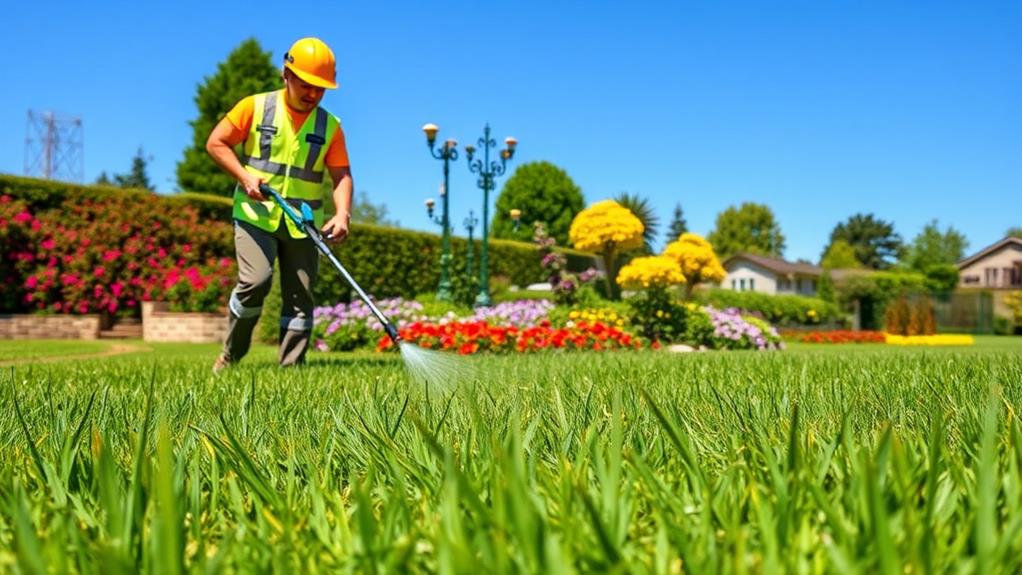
[206,37,352,373]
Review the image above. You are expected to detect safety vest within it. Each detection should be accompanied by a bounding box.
[233,90,340,238]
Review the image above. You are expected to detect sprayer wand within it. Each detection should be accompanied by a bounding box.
[260,184,402,344]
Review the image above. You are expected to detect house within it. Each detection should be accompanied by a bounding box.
[956,236,1022,322]
[722,253,823,296]
[957,236,1022,290]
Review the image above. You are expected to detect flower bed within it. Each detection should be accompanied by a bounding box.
[313,298,556,352]
[684,306,784,351]
[798,330,887,344]
[1,192,234,316]
[377,320,642,354]
[885,334,975,346]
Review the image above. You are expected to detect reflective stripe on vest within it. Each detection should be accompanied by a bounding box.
[233,90,339,238]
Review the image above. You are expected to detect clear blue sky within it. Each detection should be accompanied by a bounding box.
[3,1,1019,262]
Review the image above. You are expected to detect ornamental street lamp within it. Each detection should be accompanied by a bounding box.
[510,208,522,232]
[464,123,516,307]
[464,210,479,283]
[422,123,458,301]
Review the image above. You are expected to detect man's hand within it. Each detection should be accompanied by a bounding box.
[240,173,267,201]
[322,214,350,242]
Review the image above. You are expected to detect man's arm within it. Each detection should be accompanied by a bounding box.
[322,165,353,242]
[205,117,265,200]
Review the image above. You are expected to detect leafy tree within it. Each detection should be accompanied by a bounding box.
[95,147,154,191]
[613,192,659,253]
[492,161,585,245]
[823,213,903,270]
[903,219,969,270]
[666,203,688,241]
[350,191,398,226]
[1006,227,1022,239]
[177,38,280,195]
[707,202,785,260]
[820,239,861,269]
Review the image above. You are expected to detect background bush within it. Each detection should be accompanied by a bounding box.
[695,288,843,326]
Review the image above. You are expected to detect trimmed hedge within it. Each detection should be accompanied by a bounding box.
[696,288,844,326]
[1,174,595,317]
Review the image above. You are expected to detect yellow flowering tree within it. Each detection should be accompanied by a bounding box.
[663,232,727,299]
[616,256,686,291]
[616,255,687,341]
[569,200,644,299]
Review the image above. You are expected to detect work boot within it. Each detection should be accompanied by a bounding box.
[212,353,233,375]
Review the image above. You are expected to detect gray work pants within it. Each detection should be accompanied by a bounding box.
[222,219,319,366]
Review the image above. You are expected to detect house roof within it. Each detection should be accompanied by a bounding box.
[723,252,823,277]
[956,236,1022,269]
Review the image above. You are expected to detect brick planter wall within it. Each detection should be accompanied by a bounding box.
[0,314,102,339]
[142,302,227,343]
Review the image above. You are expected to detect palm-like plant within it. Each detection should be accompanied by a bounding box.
[614,192,660,253]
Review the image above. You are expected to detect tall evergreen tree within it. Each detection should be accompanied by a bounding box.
[666,203,688,242]
[95,147,154,190]
[177,38,280,195]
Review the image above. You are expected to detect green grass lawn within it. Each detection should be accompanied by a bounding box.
[2,339,1022,572]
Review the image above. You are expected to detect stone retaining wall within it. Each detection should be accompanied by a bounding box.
[142,302,227,343]
[0,314,101,339]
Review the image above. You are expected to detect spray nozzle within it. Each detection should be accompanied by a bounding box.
[384,323,402,344]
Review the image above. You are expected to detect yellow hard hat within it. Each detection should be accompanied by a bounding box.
[284,37,338,89]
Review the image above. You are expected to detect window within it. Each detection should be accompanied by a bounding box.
[1004,268,1015,287]
[963,275,980,285]
[986,268,999,286]
[740,279,746,291]
[750,278,756,291]
[731,279,736,289]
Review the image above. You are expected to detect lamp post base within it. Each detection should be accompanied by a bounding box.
[473,290,491,308]
[436,282,453,302]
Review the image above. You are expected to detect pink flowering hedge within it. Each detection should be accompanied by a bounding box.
[0,187,235,316]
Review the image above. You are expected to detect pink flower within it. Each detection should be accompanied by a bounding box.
[13,211,32,224]
[25,276,38,288]
[102,249,121,262]
[41,238,56,250]
[94,266,106,278]
[111,282,124,297]
[157,248,168,258]
[77,302,89,313]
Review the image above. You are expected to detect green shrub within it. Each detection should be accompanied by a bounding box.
[625,288,688,342]
[696,289,842,326]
